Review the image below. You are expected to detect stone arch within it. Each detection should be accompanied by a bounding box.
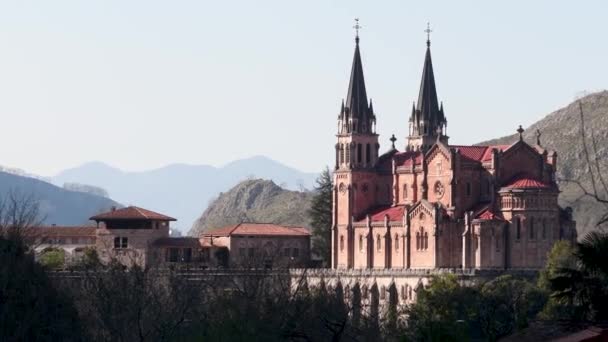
[369,283,380,327]
[387,282,399,330]
[351,283,362,328]
[529,217,535,239]
[395,233,399,252]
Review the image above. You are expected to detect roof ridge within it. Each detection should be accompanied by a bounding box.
[132,206,149,219]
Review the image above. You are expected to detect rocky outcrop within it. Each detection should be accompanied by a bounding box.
[189,179,313,236]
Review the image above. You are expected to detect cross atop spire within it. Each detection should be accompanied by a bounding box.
[353,18,362,44]
[425,22,432,47]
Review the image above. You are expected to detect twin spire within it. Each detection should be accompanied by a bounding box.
[340,21,446,145]
[338,23,375,135]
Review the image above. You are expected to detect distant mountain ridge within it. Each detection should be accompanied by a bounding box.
[189,179,313,236]
[52,156,319,232]
[0,171,119,226]
[480,90,608,235]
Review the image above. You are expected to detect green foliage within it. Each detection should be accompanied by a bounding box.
[478,275,547,341]
[39,248,66,269]
[308,167,333,266]
[0,235,82,341]
[405,274,545,342]
[405,275,475,341]
[545,231,608,322]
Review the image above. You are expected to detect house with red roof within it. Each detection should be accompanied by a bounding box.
[18,206,309,269]
[332,32,576,270]
[201,223,311,267]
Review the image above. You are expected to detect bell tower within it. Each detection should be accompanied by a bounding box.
[333,20,380,268]
[406,24,448,152]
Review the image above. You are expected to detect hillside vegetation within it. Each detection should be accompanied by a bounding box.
[189,179,313,236]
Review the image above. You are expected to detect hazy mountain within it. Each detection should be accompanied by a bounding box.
[0,171,120,226]
[189,179,313,236]
[480,90,608,236]
[52,156,319,232]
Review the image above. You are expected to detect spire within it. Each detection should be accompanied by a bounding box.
[414,23,446,133]
[342,18,373,133]
[345,34,369,122]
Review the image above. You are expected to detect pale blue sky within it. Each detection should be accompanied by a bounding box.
[0,1,606,176]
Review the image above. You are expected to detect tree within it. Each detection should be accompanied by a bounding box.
[478,275,546,341]
[0,191,82,340]
[547,231,608,323]
[39,247,66,269]
[405,275,475,341]
[308,167,333,266]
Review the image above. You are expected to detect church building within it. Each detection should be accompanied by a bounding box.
[331,28,576,270]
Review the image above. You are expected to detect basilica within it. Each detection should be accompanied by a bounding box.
[331,31,576,270]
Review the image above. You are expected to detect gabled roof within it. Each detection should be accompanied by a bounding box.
[202,223,310,237]
[450,145,510,163]
[90,206,176,221]
[393,151,423,167]
[357,205,406,223]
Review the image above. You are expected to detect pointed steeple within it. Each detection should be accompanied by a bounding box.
[338,24,375,135]
[406,24,448,152]
[415,36,445,130]
[345,37,369,123]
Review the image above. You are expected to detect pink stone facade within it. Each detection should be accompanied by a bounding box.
[332,35,576,270]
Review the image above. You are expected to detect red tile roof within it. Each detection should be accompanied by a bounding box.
[202,223,310,237]
[90,206,176,221]
[503,175,550,189]
[357,205,406,223]
[450,145,511,162]
[475,208,505,221]
[1,226,96,237]
[393,151,423,167]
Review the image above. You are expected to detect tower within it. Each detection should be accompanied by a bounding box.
[406,24,448,152]
[333,22,380,268]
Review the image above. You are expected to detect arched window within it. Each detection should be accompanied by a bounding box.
[401,285,407,300]
[377,234,381,251]
[339,145,344,164]
[516,217,521,240]
[403,184,408,199]
[345,146,351,164]
[362,285,369,299]
[416,232,420,250]
[424,232,429,250]
[359,235,363,252]
[395,234,399,251]
[366,143,371,164]
[340,235,344,251]
[357,144,362,163]
[530,218,535,240]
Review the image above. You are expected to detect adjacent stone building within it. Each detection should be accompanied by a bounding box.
[15,206,310,269]
[332,31,576,270]
[201,223,311,268]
